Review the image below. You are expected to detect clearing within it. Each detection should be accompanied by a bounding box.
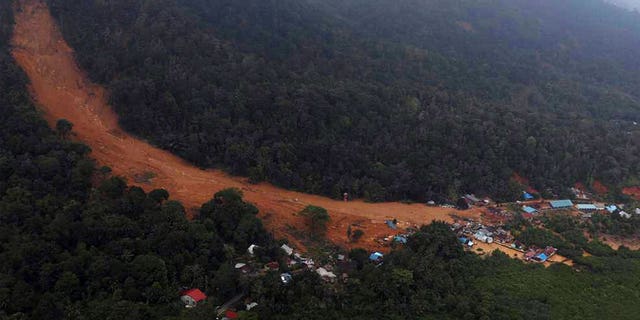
[11,0,480,252]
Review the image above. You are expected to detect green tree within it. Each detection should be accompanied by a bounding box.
[300,205,330,236]
[352,229,364,242]
[56,118,73,139]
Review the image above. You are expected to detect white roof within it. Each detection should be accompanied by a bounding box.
[235,263,247,269]
[246,302,258,310]
[316,267,337,278]
[247,244,259,255]
[281,244,294,256]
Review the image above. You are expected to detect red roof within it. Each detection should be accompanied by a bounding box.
[225,310,239,319]
[181,288,207,302]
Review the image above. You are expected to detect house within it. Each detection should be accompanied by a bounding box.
[511,241,524,250]
[305,259,315,268]
[316,267,337,282]
[619,211,632,219]
[265,261,280,270]
[635,208,640,215]
[180,288,206,308]
[522,206,537,214]
[523,191,535,200]
[369,252,384,262]
[606,205,618,213]
[234,263,252,274]
[464,194,481,204]
[576,204,597,211]
[458,237,474,247]
[533,253,549,262]
[394,235,408,244]
[222,310,239,320]
[280,273,293,284]
[524,250,537,260]
[550,200,573,209]
[544,246,557,256]
[247,244,259,256]
[281,244,294,256]
[385,220,398,229]
[246,302,259,311]
[474,230,493,243]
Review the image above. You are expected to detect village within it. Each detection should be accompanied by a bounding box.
[177,240,362,318]
[363,187,640,267]
[177,184,640,316]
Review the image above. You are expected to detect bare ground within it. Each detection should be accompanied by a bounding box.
[11,0,481,252]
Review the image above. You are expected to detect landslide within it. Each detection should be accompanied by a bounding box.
[10,0,478,252]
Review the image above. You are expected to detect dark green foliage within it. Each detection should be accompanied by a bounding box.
[0,9,275,315]
[590,212,640,236]
[199,188,268,250]
[44,0,640,202]
[3,2,640,320]
[300,205,330,236]
[352,229,364,242]
[55,118,73,139]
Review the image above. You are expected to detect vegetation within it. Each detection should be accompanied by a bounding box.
[300,205,330,236]
[3,1,640,320]
[45,0,640,202]
[352,229,365,242]
[0,8,275,318]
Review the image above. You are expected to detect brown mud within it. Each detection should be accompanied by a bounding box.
[11,0,480,252]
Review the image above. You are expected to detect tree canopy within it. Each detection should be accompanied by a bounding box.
[45,0,640,202]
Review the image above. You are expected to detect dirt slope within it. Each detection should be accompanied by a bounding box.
[11,0,479,252]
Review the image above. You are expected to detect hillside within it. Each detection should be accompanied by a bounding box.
[10,0,483,252]
[4,2,640,319]
[43,0,640,202]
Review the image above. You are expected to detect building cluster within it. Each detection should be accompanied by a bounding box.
[451,220,508,245]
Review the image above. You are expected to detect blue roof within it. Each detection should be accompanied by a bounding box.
[458,237,468,243]
[522,206,537,214]
[550,200,573,208]
[606,205,618,213]
[536,253,548,262]
[576,204,597,210]
[523,192,534,200]
[369,252,384,261]
[385,220,397,229]
[394,235,408,244]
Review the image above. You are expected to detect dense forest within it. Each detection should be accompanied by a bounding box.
[43,0,640,202]
[3,2,640,319]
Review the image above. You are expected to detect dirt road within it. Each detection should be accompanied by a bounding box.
[11,0,480,251]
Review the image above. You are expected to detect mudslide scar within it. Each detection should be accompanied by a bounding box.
[11,0,479,251]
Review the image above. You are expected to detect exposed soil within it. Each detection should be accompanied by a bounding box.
[622,186,640,200]
[601,235,640,251]
[471,241,573,267]
[11,0,481,253]
[512,172,538,194]
[592,180,609,195]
